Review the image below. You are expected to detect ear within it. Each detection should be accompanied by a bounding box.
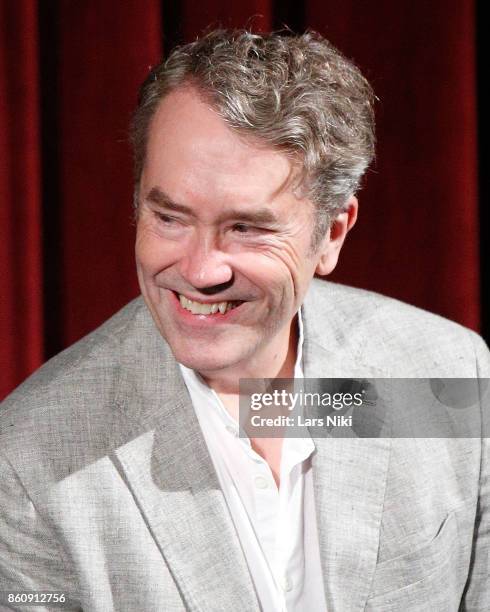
[315,196,358,276]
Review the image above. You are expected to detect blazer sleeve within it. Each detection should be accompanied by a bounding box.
[461,333,490,611]
[0,451,81,612]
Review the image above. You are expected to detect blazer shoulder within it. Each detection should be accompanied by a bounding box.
[0,297,148,438]
[306,279,488,376]
[0,297,160,491]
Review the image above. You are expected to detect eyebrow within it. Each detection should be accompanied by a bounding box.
[144,186,280,225]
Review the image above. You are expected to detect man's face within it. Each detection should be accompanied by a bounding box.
[136,86,349,378]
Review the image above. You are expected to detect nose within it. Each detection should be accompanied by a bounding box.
[178,230,233,291]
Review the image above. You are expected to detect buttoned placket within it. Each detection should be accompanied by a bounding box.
[210,390,315,612]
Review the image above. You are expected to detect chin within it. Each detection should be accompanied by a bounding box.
[175,352,235,375]
[164,337,231,371]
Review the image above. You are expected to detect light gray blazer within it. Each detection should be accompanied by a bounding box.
[1,279,489,611]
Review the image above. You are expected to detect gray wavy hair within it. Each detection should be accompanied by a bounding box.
[130,29,376,248]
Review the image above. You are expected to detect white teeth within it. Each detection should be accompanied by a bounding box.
[178,294,240,315]
[197,303,212,315]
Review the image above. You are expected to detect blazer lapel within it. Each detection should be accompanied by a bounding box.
[302,285,392,611]
[111,304,259,612]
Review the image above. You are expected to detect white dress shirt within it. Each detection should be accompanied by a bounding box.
[179,311,327,612]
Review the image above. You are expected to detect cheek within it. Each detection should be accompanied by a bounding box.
[135,227,173,274]
[234,247,302,298]
[261,238,311,282]
[253,240,318,306]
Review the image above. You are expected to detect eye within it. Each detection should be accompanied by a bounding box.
[232,223,252,234]
[154,211,177,225]
[231,223,276,236]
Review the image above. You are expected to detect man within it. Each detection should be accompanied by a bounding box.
[0,29,488,612]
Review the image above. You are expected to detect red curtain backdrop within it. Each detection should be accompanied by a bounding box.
[1,2,43,400]
[0,0,480,399]
[58,1,161,345]
[306,1,479,327]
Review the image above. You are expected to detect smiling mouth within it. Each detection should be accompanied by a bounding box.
[175,292,244,315]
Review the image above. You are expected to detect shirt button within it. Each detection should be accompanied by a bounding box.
[280,576,293,592]
[254,475,270,489]
[225,425,237,436]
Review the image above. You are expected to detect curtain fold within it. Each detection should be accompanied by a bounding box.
[58,0,162,346]
[179,0,271,40]
[1,1,43,399]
